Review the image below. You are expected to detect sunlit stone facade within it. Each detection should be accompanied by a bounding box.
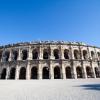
[0,41,100,80]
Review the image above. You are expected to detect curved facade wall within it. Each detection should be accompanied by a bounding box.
[0,41,100,80]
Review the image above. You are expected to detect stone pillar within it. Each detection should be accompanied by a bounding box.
[26,61,31,80]
[38,63,42,79]
[39,46,43,59]
[6,67,10,79]
[18,48,21,60]
[72,66,77,79]
[61,49,64,59]
[15,64,20,80]
[28,46,32,60]
[83,66,87,79]
[92,67,96,78]
[50,48,54,59]
[50,63,54,79]
[9,50,12,61]
[70,46,74,59]
[71,61,77,79]
[62,64,66,79]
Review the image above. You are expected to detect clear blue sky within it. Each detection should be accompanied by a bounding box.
[0,0,100,46]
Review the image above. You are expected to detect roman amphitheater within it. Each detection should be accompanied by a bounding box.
[0,41,100,80]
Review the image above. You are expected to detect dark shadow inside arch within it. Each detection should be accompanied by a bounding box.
[43,50,49,59]
[31,67,38,79]
[53,49,59,59]
[5,51,10,61]
[1,68,6,79]
[32,50,38,59]
[94,67,100,78]
[54,66,61,79]
[64,49,69,59]
[13,51,18,61]
[22,50,27,60]
[9,68,16,79]
[42,67,49,79]
[19,67,26,79]
[76,67,83,78]
[86,67,93,78]
[66,67,72,79]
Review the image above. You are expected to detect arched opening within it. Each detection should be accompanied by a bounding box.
[22,50,28,60]
[54,66,61,79]
[94,67,100,78]
[31,67,38,79]
[76,67,83,78]
[65,67,72,78]
[97,52,100,60]
[83,50,87,60]
[32,49,38,59]
[1,68,6,79]
[42,67,49,79]
[91,51,95,59]
[64,49,69,59]
[9,68,16,79]
[86,66,92,78]
[4,51,10,61]
[54,49,59,59]
[43,49,49,59]
[74,50,80,59]
[12,51,18,61]
[0,51,2,61]
[19,67,26,79]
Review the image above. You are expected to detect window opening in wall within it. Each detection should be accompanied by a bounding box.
[0,51,2,61]
[74,50,80,59]
[64,49,69,59]
[32,50,38,59]
[54,66,61,79]
[1,68,6,79]
[19,67,26,79]
[76,67,83,78]
[86,67,92,78]
[31,67,38,79]
[65,67,72,78]
[43,49,49,59]
[94,67,100,78]
[91,51,94,59]
[42,67,49,79]
[12,51,18,61]
[9,68,16,79]
[22,50,27,60]
[83,50,87,60]
[54,49,59,59]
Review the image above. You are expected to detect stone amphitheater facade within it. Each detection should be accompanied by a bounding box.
[0,41,100,80]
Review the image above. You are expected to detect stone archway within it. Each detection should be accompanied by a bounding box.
[83,50,87,60]
[64,49,69,59]
[54,66,61,79]
[9,68,16,79]
[12,51,18,61]
[1,68,6,79]
[42,67,49,79]
[86,66,92,78]
[76,67,83,78]
[65,67,72,79]
[32,49,38,59]
[43,49,49,59]
[22,50,28,60]
[19,67,26,79]
[31,67,38,79]
[94,67,100,78]
[74,50,80,59]
[53,49,59,59]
